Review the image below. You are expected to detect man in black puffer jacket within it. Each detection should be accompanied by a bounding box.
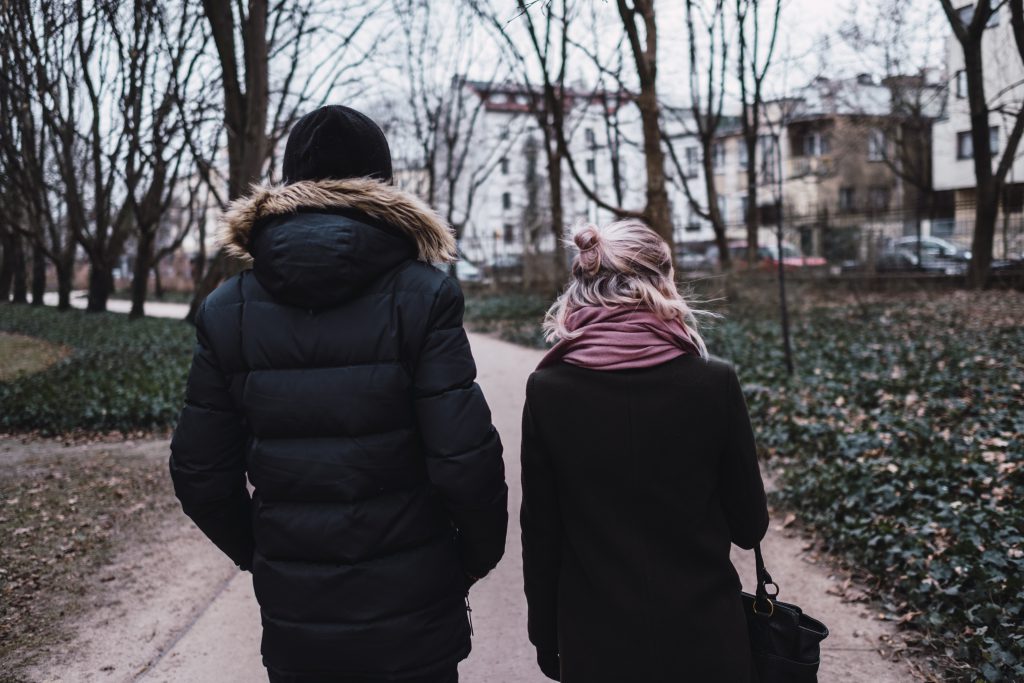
[169,106,508,683]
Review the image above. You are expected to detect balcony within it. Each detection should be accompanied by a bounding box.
[788,156,834,179]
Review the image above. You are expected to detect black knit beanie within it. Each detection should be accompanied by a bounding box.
[282,105,393,184]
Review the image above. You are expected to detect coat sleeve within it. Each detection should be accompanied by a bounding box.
[719,365,769,550]
[520,376,561,656]
[169,301,254,570]
[413,276,508,580]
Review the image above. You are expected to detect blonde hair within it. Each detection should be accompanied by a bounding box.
[543,219,711,359]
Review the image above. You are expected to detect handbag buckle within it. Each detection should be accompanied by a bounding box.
[752,597,774,617]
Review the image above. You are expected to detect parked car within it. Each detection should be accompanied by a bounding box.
[673,245,712,271]
[875,247,967,275]
[456,258,486,283]
[434,257,488,283]
[704,242,826,271]
[888,236,971,264]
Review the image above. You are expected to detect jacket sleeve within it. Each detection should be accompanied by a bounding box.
[719,365,769,550]
[413,276,508,580]
[169,301,254,570]
[520,377,561,656]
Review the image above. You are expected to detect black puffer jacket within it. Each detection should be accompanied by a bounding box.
[169,178,508,678]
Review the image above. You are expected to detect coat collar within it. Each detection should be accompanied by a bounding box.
[218,177,457,264]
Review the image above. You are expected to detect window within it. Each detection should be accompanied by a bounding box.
[955,70,967,99]
[839,187,855,213]
[685,220,701,233]
[684,146,699,178]
[503,223,515,244]
[803,132,822,157]
[586,158,596,175]
[712,143,726,171]
[717,195,728,222]
[957,131,973,159]
[957,126,1000,159]
[738,141,749,169]
[584,128,596,147]
[868,186,891,211]
[500,157,509,175]
[739,195,749,221]
[868,129,886,162]
[502,192,511,210]
[759,134,778,182]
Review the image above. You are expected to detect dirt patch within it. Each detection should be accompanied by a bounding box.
[0,437,177,680]
[0,333,70,382]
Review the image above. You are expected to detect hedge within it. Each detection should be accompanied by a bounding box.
[0,305,193,434]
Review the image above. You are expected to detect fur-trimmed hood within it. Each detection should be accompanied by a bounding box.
[218,177,457,264]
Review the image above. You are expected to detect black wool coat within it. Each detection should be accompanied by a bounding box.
[521,356,769,683]
[169,178,508,678]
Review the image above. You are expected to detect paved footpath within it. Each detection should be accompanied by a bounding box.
[34,296,919,682]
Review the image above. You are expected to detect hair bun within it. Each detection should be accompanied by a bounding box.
[574,224,602,276]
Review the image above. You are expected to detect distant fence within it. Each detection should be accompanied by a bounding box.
[457,206,1024,289]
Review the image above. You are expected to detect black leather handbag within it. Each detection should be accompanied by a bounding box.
[741,545,829,683]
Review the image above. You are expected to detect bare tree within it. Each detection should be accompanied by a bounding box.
[735,0,782,266]
[469,0,581,279]
[838,1,946,264]
[938,0,1024,287]
[684,0,732,270]
[613,0,674,247]
[0,0,84,309]
[186,0,379,322]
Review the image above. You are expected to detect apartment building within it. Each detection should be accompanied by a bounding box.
[711,75,942,261]
[433,80,710,266]
[931,2,1024,256]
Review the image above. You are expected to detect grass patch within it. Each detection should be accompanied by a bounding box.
[0,305,193,434]
[0,333,70,382]
[467,289,1024,681]
[0,440,175,677]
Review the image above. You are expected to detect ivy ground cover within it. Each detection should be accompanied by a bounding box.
[0,305,193,434]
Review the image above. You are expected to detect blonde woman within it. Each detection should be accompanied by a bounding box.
[521,220,769,682]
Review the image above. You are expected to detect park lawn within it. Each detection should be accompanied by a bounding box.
[0,333,70,382]
[465,288,1024,682]
[0,305,194,435]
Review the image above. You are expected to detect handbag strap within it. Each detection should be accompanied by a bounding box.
[754,544,780,601]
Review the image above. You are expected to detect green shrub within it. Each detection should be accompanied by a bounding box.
[0,306,193,434]
[712,301,1024,682]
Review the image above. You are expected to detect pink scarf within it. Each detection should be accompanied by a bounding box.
[538,306,699,371]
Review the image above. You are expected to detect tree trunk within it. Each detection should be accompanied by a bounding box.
[153,258,164,299]
[636,88,673,249]
[745,135,759,266]
[55,264,73,310]
[968,185,997,288]
[0,231,14,302]
[703,152,731,271]
[962,37,995,288]
[86,260,113,312]
[548,153,567,284]
[130,230,155,318]
[11,235,28,304]
[187,250,245,322]
[31,242,46,305]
